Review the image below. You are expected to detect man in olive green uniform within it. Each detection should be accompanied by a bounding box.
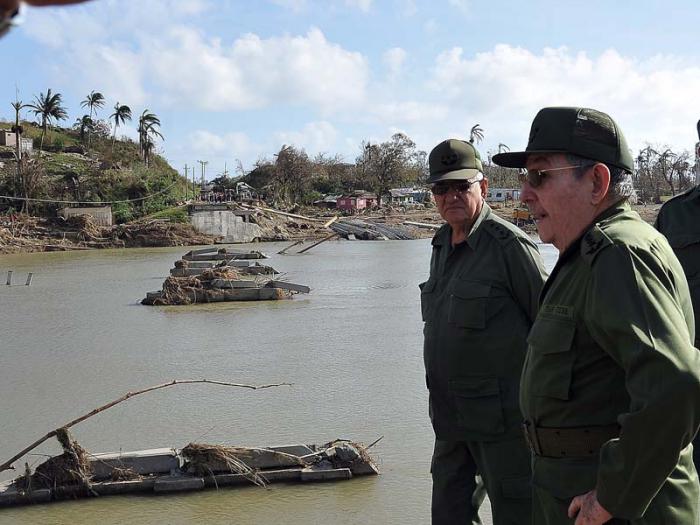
[494,107,700,524]
[655,120,700,471]
[421,139,547,524]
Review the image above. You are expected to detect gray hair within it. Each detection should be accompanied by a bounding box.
[566,154,634,202]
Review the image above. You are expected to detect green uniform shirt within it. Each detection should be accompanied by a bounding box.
[655,185,700,347]
[421,203,547,442]
[521,202,700,521]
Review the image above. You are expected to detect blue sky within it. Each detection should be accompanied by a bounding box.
[2,0,700,180]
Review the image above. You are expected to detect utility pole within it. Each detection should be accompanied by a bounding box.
[197,160,208,184]
[183,164,189,200]
[197,160,208,202]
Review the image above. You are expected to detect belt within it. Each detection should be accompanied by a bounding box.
[522,422,619,458]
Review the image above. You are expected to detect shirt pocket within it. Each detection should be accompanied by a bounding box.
[449,377,504,435]
[447,281,492,330]
[419,280,436,322]
[526,317,576,400]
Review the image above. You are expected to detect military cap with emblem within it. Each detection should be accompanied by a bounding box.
[492,106,634,173]
[428,139,483,184]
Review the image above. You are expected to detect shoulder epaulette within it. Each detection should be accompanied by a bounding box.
[581,224,614,265]
[482,217,518,246]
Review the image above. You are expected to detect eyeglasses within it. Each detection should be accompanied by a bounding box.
[518,164,586,188]
[431,180,480,196]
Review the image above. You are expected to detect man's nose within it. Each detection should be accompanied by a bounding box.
[520,181,535,203]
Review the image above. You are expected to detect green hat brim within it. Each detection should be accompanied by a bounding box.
[491,149,569,169]
[427,168,481,184]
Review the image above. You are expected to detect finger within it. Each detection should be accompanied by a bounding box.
[568,496,581,518]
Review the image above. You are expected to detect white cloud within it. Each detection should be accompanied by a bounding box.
[423,18,438,35]
[398,0,418,16]
[382,47,408,81]
[27,20,369,115]
[273,121,338,154]
[373,101,449,124]
[188,130,258,158]
[345,0,373,12]
[429,44,700,153]
[447,0,470,15]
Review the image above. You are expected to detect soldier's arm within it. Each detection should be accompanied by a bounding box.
[585,243,700,519]
[505,238,548,324]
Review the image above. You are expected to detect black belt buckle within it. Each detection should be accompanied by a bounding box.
[522,422,542,455]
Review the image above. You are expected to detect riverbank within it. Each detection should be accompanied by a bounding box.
[0,203,663,255]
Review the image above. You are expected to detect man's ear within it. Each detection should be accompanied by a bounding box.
[480,178,489,198]
[590,164,610,205]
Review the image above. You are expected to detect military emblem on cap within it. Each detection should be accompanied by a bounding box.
[428,139,483,184]
[492,106,634,173]
[441,152,460,166]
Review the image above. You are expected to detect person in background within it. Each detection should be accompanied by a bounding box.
[654,118,700,472]
[421,138,547,524]
[494,106,700,524]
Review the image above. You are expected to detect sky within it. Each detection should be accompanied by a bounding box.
[2,0,700,181]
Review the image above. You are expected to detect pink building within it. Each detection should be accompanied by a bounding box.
[336,192,377,212]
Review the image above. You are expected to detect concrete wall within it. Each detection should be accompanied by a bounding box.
[60,206,113,226]
[190,210,263,243]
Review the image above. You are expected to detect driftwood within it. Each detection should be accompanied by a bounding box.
[298,232,340,254]
[322,216,339,228]
[277,239,304,255]
[0,379,291,473]
[239,204,322,223]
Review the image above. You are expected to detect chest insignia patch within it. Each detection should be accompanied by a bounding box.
[540,304,574,319]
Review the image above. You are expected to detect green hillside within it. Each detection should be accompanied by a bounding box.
[0,119,190,223]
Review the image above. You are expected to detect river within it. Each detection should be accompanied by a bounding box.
[0,238,558,525]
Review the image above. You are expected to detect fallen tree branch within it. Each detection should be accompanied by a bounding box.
[0,379,292,473]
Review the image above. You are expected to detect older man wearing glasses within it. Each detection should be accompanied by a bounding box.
[493,107,700,524]
[421,139,547,524]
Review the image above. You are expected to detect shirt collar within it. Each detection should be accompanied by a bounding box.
[557,200,629,264]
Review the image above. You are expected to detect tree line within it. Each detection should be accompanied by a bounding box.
[223,122,697,207]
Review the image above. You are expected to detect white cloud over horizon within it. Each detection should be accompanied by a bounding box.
[429,44,700,154]
[13,3,700,171]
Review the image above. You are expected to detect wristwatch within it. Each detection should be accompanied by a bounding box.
[0,4,21,39]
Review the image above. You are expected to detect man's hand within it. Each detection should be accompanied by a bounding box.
[568,490,613,525]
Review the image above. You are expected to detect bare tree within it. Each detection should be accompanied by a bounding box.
[273,145,312,206]
[355,133,425,205]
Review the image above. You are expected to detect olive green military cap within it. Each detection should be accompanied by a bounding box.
[492,107,634,173]
[428,139,483,184]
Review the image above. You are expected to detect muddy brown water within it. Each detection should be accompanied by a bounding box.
[0,238,558,525]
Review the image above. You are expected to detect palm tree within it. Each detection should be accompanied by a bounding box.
[11,99,30,197]
[469,124,484,145]
[80,91,104,148]
[28,89,68,153]
[137,109,163,166]
[109,102,132,156]
[75,115,94,144]
[497,143,510,154]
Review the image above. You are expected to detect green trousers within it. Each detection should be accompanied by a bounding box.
[431,437,532,525]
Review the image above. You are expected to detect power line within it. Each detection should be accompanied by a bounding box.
[0,179,182,205]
